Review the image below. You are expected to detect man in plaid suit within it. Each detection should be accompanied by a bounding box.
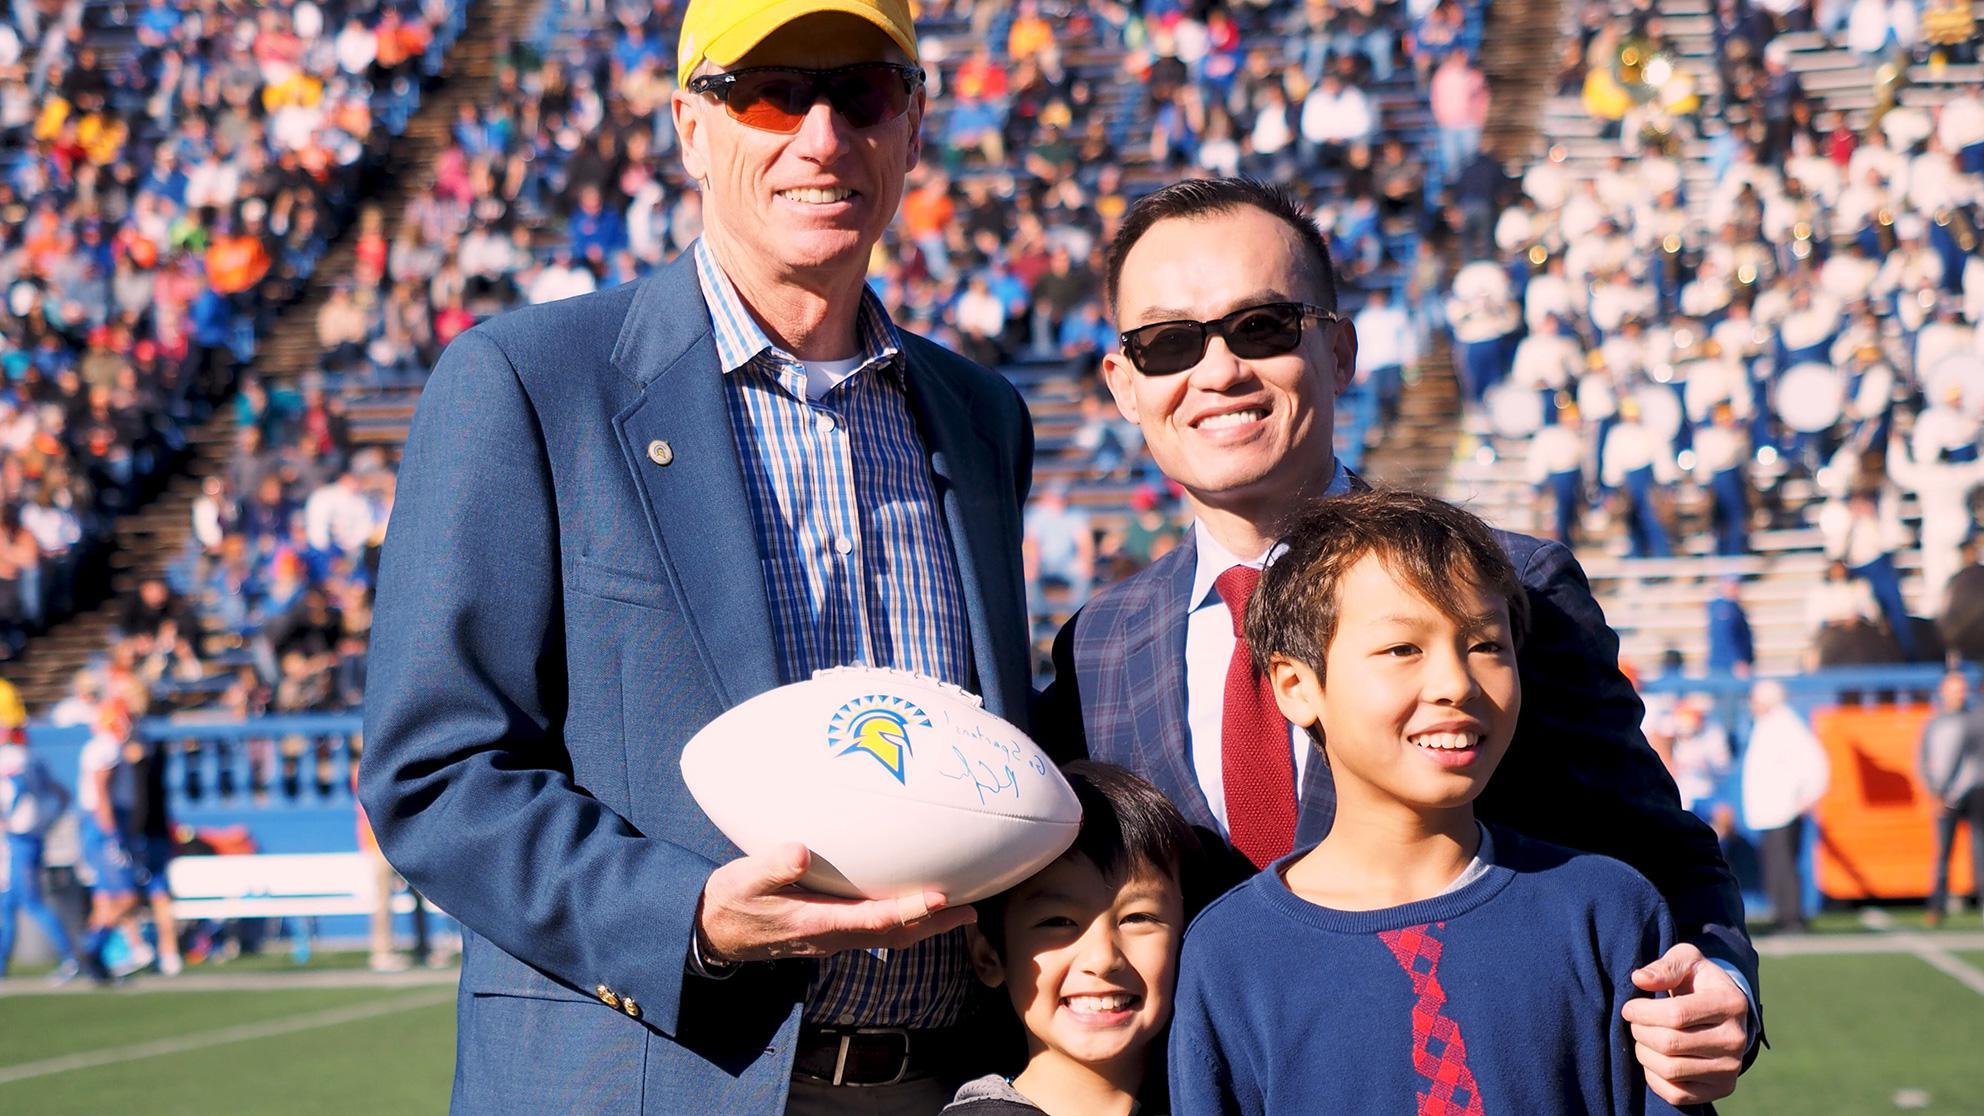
[1035,178,1761,1108]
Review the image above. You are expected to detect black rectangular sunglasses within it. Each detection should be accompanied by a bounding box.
[686,63,925,134]
[1118,302,1342,376]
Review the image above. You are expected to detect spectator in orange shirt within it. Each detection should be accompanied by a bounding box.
[901,170,957,280]
[1008,0,1053,63]
[372,9,432,79]
[204,220,273,296]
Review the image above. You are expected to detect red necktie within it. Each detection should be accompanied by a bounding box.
[1215,565,1298,868]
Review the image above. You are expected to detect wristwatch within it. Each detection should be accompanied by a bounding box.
[687,912,739,980]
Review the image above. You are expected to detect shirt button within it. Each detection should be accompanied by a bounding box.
[837,1012,857,1025]
[833,535,854,556]
[817,414,836,434]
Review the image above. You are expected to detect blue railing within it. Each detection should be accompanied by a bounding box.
[29,714,365,853]
[1638,663,1976,728]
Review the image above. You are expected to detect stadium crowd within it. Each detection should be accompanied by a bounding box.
[1441,0,1984,668]
[84,0,1484,714]
[0,0,464,681]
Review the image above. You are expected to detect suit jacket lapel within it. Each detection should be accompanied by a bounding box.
[610,256,779,707]
[1130,534,1217,831]
[900,340,1030,723]
[1291,462,1356,841]
[1294,740,1336,846]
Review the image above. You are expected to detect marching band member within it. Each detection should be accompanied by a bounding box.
[1818,241,1881,305]
[1785,132,1844,206]
[1530,403,1591,546]
[1819,486,1919,659]
[1693,403,1752,556]
[1599,312,1654,379]
[1913,300,1973,379]
[1590,268,1658,339]
[1876,215,1946,328]
[1914,383,1982,464]
[1524,252,1582,333]
[1603,397,1679,558]
[1849,133,1914,203]
[1936,86,1984,173]
[1835,166,1896,253]
[1775,285,1843,367]
[1842,341,1898,447]
[1448,259,1523,406]
[1511,314,1584,417]
[1888,421,1984,614]
[1683,341,1754,427]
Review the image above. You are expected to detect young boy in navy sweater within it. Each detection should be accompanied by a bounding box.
[1169,490,1698,1116]
[946,762,1203,1116]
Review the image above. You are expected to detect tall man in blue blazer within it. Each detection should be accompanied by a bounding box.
[1038,179,1763,1108]
[359,3,1032,1112]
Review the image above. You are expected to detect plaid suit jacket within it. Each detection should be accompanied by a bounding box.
[1037,510,1763,1027]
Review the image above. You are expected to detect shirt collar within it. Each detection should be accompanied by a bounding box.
[1189,457,1352,611]
[692,238,905,383]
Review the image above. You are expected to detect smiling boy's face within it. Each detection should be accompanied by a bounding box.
[969,853,1183,1076]
[1269,553,1521,813]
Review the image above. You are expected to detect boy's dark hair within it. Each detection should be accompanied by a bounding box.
[1103,178,1338,317]
[975,760,1204,959]
[1244,490,1530,686]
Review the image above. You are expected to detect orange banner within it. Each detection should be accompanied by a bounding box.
[1812,705,1974,901]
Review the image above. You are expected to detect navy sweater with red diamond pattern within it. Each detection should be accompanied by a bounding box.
[1169,823,1701,1116]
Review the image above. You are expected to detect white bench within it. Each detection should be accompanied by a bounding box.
[166,853,437,959]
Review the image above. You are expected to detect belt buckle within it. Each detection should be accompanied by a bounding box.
[831,1026,912,1088]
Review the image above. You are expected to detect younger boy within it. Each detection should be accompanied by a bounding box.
[947,762,1202,1116]
[1169,489,1696,1115]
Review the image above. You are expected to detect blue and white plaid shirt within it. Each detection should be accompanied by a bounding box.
[695,240,975,1029]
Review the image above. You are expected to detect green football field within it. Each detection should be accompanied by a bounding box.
[2,945,1980,1113]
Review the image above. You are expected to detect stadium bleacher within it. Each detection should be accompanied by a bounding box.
[1444,0,1984,675]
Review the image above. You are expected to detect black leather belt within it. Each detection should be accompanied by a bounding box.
[791,1024,967,1088]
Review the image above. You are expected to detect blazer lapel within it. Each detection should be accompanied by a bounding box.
[1128,535,1217,831]
[610,257,779,707]
[1291,463,1358,842]
[900,341,1030,724]
[1294,742,1337,846]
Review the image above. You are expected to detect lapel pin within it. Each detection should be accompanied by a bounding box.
[647,439,674,467]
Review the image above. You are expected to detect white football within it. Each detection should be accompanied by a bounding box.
[681,666,1081,904]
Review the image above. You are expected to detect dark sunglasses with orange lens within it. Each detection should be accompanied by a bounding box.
[1119,302,1342,376]
[686,63,926,134]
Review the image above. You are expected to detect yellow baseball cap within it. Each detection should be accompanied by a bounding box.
[677,0,919,80]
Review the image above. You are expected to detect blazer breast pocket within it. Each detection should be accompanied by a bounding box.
[565,554,673,611]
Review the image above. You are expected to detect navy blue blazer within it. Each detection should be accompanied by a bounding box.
[359,251,1034,1115]
[1039,525,1763,1022]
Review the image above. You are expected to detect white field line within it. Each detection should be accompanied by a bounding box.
[0,966,459,997]
[0,987,455,1086]
[1753,930,1984,956]
[1856,908,1984,997]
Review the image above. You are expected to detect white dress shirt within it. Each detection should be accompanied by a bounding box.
[1183,459,1350,835]
[1741,707,1831,831]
